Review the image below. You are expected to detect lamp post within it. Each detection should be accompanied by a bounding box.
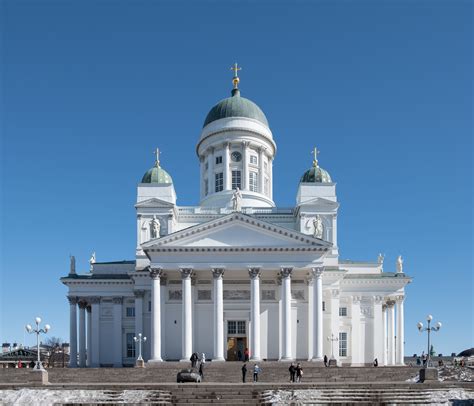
[417,314,441,368]
[25,317,50,371]
[327,333,339,366]
[134,333,147,367]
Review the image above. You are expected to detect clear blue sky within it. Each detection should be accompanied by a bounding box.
[1,1,472,356]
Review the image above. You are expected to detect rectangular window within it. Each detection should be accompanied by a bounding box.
[126,333,136,358]
[227,321,236,335]
[227,320,245,335]
[126,307,135,317]
[237,321,246,334]
[249,172,258,192]
[264,178,269,195]
[215,156,222,165]
[339,307,347,317]
[231,170,241,190]
[339,332,347,357]
[250,155,258,165]
[215,172,223,192]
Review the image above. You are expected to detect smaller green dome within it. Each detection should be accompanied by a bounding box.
[300,164,332,184]
[141,162,173,184]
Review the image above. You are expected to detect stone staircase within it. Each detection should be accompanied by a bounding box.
[171,385,260,405]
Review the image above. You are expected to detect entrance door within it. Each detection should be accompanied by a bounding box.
[226,320,247,361]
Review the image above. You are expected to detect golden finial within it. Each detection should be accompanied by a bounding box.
[153,147,161,167]
[230,62,242,89]
[312,147,320,167]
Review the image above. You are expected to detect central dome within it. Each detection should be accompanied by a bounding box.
[203,90,269,128]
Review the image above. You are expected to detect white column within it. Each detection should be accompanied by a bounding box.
[180,268,193,361]
[249,267,261,361]
[207,148,214,195]
[68,296,78,368]
[134,290,144,337]
[280,267,293,360]
[311,267,324,362]
[149,269,163,362]
[258,147,265,194]
[112,297,123,367]
[199,156,205,199]
[212,268,225,361]
[351,296,362,366]
[90,297,100,368]
[382,304,388,366]
[269,157,273,199]
[330,289,340,363]
[373,296,384,364]
[78,300,87,367]
[396,296,405,365]
[387,300,395,365]
[242,141,249,190]
[307,277,314,360]
[223,142,230,190]
[86,305,92,367]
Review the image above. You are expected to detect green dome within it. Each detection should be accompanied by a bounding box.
[141,162,173,184]
[300,165,332,184]
[203,90,269,128]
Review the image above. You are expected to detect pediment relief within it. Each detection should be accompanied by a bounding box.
[135,198,175,209]
[142,213,332,250]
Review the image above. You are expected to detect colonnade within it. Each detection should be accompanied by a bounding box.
[382,296,405,365]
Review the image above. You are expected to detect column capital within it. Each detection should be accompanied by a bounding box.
[351,295,362,304]
[331,289,340,298]
[386,299,396,307]
[149,267,163,280]
[242,141,250,148]
[395,295,405,303]
[248,267,261,279]
[305,275,314,286]
[373,295,384,304]
[311,266,324,278]
[180,268,193,279]
[86,305,92,313]
[112,297,123,305]
[78,300,88,309]
[134,290,146,298]
[89,296,101,304]
[382,304,388,311]
[212,268,225,279]
[280,267,293,278]
[222,141,230,149]
[67,296,78,305]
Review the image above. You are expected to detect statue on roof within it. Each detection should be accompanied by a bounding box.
[231,188,242,212]
[396,255,404,273]
[69,255,76,274]
[378,253,385,265]
[89,251,96,271]
[313,215,324,239]
[150,216,161,239]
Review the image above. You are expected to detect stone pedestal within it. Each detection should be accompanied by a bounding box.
[419,367,438,382]
[328,358,338,367]
[135,359,145,368]
[29,370,49,385]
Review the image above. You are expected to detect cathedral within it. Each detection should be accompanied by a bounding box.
[61,65,411,367]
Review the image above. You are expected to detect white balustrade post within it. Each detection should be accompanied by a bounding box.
[180,268,193,361]
[149,269,163,362]
[249,267,261,361]
[311,267,324,362]
[396,296,405,365]
[280,267,293,360]
[68,296,78,368]
[212,268,225,361]
[78,300,87,367]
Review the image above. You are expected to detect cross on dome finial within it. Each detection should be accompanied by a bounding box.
[230,62,242,92]
[312,147,320,167]
[153,148,161,167]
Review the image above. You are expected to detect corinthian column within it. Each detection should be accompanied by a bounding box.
[396,296,405,365]
[249,267,261,361]
[212,268,225,361]
[311,267,324,362]
[149,268,163,362]
[86,305,91,367]
[68,296,78,368]
[382,304,388,366]
[78,300,87,367]
[223,142,230,190]
[180,268,193,361]
[387,300,395,365]
[280,267,293,361]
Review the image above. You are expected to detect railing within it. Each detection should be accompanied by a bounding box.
[177,207,295,216]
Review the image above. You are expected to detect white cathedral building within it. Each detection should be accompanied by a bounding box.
[62,66,411,367]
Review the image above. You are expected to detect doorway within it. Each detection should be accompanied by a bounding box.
[227,337,247,361]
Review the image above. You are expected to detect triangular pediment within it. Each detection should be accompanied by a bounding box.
[142,212,332,249]
[135,198,175,209]
[298,197,339,210]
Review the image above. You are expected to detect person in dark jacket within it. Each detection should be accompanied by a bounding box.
[241,363,247,383]
[190,352,198,368]
[295,363,303,383]
[199,360,204,379]
[289,363,296,382]
[324,355,328,367]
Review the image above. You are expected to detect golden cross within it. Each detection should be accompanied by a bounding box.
[230,62,241,77]
[312,147,320,166]
[153,147,161,166]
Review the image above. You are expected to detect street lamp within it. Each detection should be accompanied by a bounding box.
[133,333,147,363]
[417,314,441,368]
[327,333,339,364]
[25,316,50,371]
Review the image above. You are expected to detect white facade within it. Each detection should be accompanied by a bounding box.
[62,77,411,367]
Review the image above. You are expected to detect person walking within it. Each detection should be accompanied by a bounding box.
[373,358,378,367]
[324,355,328,367]
[253,364,261,383]
[289,363,296,383]
[241,362,247,383]
[199,360,204,380]
[190,352,198,368]
[244,348,249,362]
[295,363,303,383]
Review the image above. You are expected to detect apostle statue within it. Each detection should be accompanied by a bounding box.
[231,188,242,212]
[313,214,324,239]
[150,216,161,239]
[396,255,404,273]
[69,255,76,274]
[377,253,385,265]
[89,251,96,272]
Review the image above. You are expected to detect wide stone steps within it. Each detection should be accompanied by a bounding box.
[172,385,259,405]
